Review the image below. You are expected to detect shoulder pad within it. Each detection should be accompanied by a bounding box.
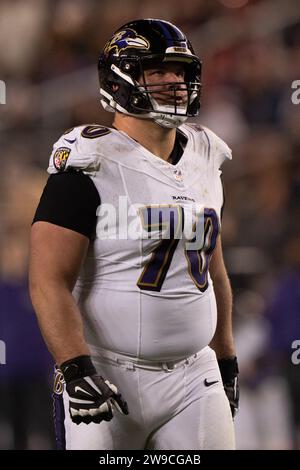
[47,125,111,174]
[201,126,232,169]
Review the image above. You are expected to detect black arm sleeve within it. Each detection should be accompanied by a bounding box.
[32,170,100,240]
[220,177,226,220]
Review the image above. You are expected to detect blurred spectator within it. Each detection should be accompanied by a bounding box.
[264,224,300,449]
[232,40,285,126]
[233,288,293,449]
[0,168,54,449]
[0,0,48,79]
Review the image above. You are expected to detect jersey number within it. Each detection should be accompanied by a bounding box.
[137,206,219,292]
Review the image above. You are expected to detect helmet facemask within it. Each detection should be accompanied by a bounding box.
[134,56,201,127]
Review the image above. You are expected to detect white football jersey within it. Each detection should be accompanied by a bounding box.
[48,123,232,360]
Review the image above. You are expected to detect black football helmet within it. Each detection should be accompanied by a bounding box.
[98,19,202,128]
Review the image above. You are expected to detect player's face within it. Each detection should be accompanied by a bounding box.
[140,62,188,105]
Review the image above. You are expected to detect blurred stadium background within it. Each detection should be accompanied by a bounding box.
[0,0,300,450]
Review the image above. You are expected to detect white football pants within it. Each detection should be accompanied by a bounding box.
[53,345,235,450]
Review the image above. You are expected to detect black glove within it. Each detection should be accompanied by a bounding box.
[60,355,129,425]
[218,356,239,419]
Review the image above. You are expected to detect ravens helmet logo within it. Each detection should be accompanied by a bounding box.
[104,29,150,56]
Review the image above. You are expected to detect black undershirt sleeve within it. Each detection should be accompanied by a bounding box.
[32,170,100,240]
[220,177,226,220]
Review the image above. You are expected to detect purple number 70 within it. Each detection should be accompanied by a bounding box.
[137,205,219,292]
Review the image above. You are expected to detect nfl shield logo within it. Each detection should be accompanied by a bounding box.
[173,169,183,182]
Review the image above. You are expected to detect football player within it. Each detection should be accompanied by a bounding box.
[29,19,239,450]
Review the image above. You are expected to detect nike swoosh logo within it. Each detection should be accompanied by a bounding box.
[74,386,93,396]
[204,379,219,387]
[64,138,76,144]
